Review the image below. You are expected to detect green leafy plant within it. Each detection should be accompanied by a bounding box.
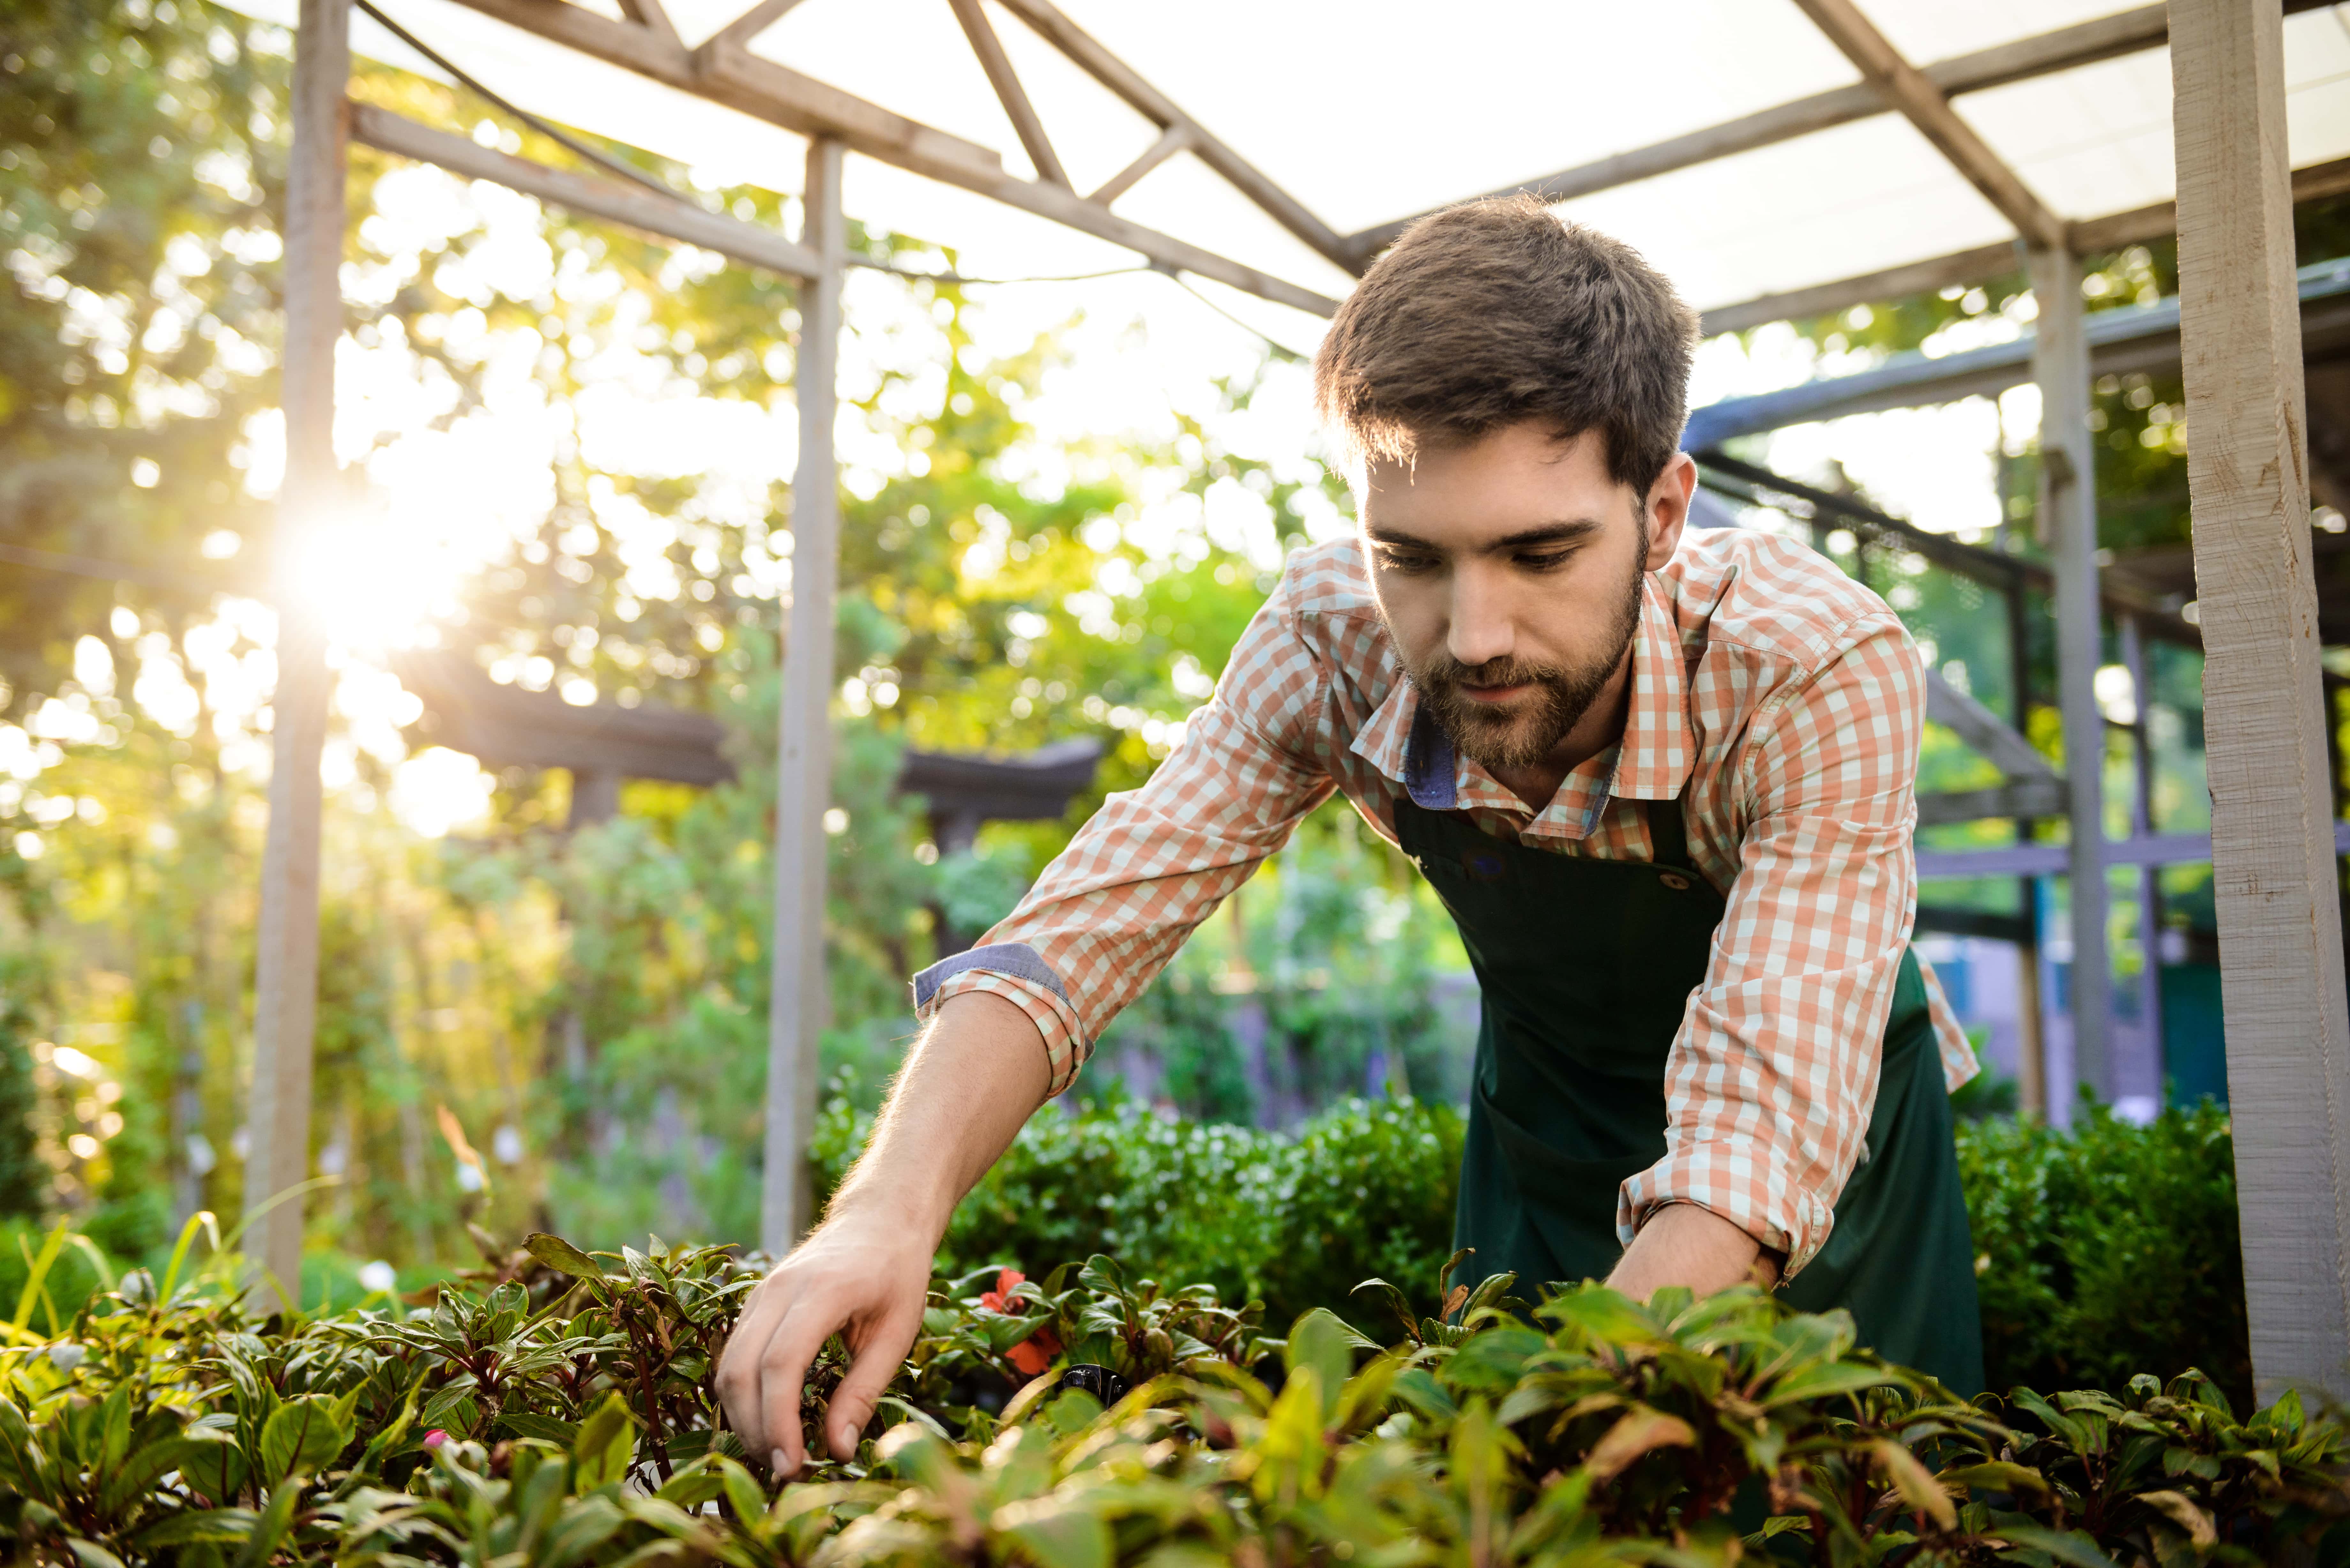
[8,1210,2346,1568]
[812,1088,1465,1338]
[1960,1098,2251,1409]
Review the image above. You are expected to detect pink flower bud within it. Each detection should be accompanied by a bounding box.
[423,1429,448,1450]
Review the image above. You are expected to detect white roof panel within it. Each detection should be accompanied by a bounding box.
[228,0,2350,329]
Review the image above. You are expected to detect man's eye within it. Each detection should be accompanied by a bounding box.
[1516,550,1574,570]
[1376,550,1438,574]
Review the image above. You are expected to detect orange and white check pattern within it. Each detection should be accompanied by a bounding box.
[913,528,1978,1278]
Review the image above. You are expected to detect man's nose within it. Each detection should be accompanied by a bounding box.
[1446,568,1515,669]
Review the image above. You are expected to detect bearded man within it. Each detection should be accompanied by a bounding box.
[718,196,1986,1473]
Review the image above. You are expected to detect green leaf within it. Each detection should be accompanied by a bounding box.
[2133,1489,2217,1548]
[1873,1439,1957,1530]
[993,1498,1112,1568]
[498,1411,581,1446]
[171,1432,249,1505]
[95,1384,133,1478]
[1284,1308,1358,1421]
[133,1509,261,1549]
[230,1479,304,1568]
[540,1494,626,1568]
[259,1395,349,1484]
[65,1538,125,1568]
[1759,1359,1900,1408]
[101,1433,235,1517]
[1994,1526,2119,1568]
[572,1392,637,1492]
[1938,1461,2050,1497]
[1583,1406,1694,1481]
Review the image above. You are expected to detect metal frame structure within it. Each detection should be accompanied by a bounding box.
[249,0,2347,1396]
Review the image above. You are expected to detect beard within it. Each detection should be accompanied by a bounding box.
[1400,522,1649,774]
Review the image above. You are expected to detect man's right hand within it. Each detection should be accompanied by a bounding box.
[715,1198,936,1474]
[713,989,1051,1476]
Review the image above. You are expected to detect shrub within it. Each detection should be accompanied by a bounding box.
[811,1088,1464,1331]
[4,1223,2344,1567]
[1957,1098,2251,1409]
[820,1085,2254,1397]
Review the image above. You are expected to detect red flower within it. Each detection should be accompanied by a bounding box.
[1007,1326,1063,1377]
[423,1429,448,1451]
[978,1268,1060,1377]
[978,1268,1025,1313]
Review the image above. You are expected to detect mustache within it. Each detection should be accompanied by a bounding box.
[1419,655,1566,693]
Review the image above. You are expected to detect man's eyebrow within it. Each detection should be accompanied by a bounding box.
[1363,519,1607,553]
[1487,519,1605,550]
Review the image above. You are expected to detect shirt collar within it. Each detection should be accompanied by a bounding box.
[1351,572,1694,814]
[1609,574,1696,801]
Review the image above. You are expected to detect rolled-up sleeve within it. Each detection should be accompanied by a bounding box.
[912,574,1338,1096]
[1615,616,1925,1279]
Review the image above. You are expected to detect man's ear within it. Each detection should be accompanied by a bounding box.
[1643,452,1698,569]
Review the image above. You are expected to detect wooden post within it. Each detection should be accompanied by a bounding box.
[240,0,348,1308]
[2003,559,2048,1116]
[761,137,845,1257]
[2026,243,2112,1109]
[2121,615,2165,1105]
[2172,0,2350,1402]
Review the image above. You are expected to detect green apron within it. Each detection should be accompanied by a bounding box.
[1394,791,1984,1394]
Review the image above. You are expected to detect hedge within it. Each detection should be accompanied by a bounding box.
[817,1090,2253,1406]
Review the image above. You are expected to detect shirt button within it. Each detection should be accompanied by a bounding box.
[1659,872,1691,891]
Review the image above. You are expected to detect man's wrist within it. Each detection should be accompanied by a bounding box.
[821,1175,952,1249]
[1609,1201,1770,1299]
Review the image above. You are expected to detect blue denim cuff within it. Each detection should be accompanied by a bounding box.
[909,941,1075,1014]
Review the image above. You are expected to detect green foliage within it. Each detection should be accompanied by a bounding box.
[813,1090,1465,1336]
[0,0,281,709]
[1958,1098,2252,1413]
[6,1216,2346,1567]
[0,973,42,1221]
[816,1091,2256,1409]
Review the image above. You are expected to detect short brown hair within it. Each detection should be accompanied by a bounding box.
[1313,196,1698,494]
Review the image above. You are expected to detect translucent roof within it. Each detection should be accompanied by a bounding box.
[235,0,2350,331]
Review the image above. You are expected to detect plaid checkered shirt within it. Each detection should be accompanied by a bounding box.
[911,527,1979,1278]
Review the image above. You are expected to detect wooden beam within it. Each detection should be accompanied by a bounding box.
[243,0,348,1311]
[615,0,680,52]
[1089,122,1187,207]
[762,135,844,1256]
[1924,667,2058,783]
[1697,454,2203,656]
[946,0,1070,191]
[350,102,821,277]
[695,46,1339,314]
[1690,259,2350,449]
[701,0,808,54]
[2026,242,2114,1099]
[1916,779,2069,826]
[1700,155,2350,335]
[433,1,1338,316]
[1790,0,2066,252]
[990,0,1361,275]
[2172,0,2350,1404]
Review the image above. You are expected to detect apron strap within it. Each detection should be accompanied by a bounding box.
[1642,793,1700,875]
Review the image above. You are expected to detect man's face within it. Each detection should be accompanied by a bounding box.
[1359,422,1694,773]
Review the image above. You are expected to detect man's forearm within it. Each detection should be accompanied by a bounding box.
[825,989,1052,1241]
[1605,1202,1780,1300]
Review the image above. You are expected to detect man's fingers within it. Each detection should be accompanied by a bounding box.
[716,1274,796,1459]
[759,1297,845,1477]
[824,1306,924,1461]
